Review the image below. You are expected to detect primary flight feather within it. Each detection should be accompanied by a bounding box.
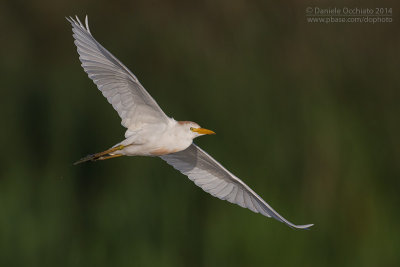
[67,15,313,230]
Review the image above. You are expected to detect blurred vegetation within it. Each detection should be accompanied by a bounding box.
[0,0,399,266]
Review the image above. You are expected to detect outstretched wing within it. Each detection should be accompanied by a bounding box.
[67,16,169,133]
[161,144,313,229]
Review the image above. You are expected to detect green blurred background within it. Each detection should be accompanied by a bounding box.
[1,0,399,266]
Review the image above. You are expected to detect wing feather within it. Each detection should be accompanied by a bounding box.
[161,144,313,229]
[67,16,169,134]
[225,186,238,202]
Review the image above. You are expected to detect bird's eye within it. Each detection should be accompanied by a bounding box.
[190,127,194,131]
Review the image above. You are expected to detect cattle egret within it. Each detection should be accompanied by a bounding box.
[67,16,313,230]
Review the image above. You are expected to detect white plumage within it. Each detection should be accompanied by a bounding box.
[68,16,313,229]
[68,16,168,133]
[161,144,313,229]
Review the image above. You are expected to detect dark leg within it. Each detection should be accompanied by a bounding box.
[73,145,126,165]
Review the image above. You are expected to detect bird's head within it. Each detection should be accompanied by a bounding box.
[178,121,216,139]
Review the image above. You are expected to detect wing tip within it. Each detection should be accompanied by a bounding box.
[291,223,314,230]
[85,15,91,33]
[66,15,91,33]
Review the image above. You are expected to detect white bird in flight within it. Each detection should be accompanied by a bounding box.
[67,16,313,230]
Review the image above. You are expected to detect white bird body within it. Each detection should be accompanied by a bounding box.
[118,120,201,156]
[67,16,313,230]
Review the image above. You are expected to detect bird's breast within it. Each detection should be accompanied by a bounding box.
[148,133,192,156]
[149,147,182,156]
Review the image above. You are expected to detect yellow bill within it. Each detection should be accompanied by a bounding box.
[192,128,216,135]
